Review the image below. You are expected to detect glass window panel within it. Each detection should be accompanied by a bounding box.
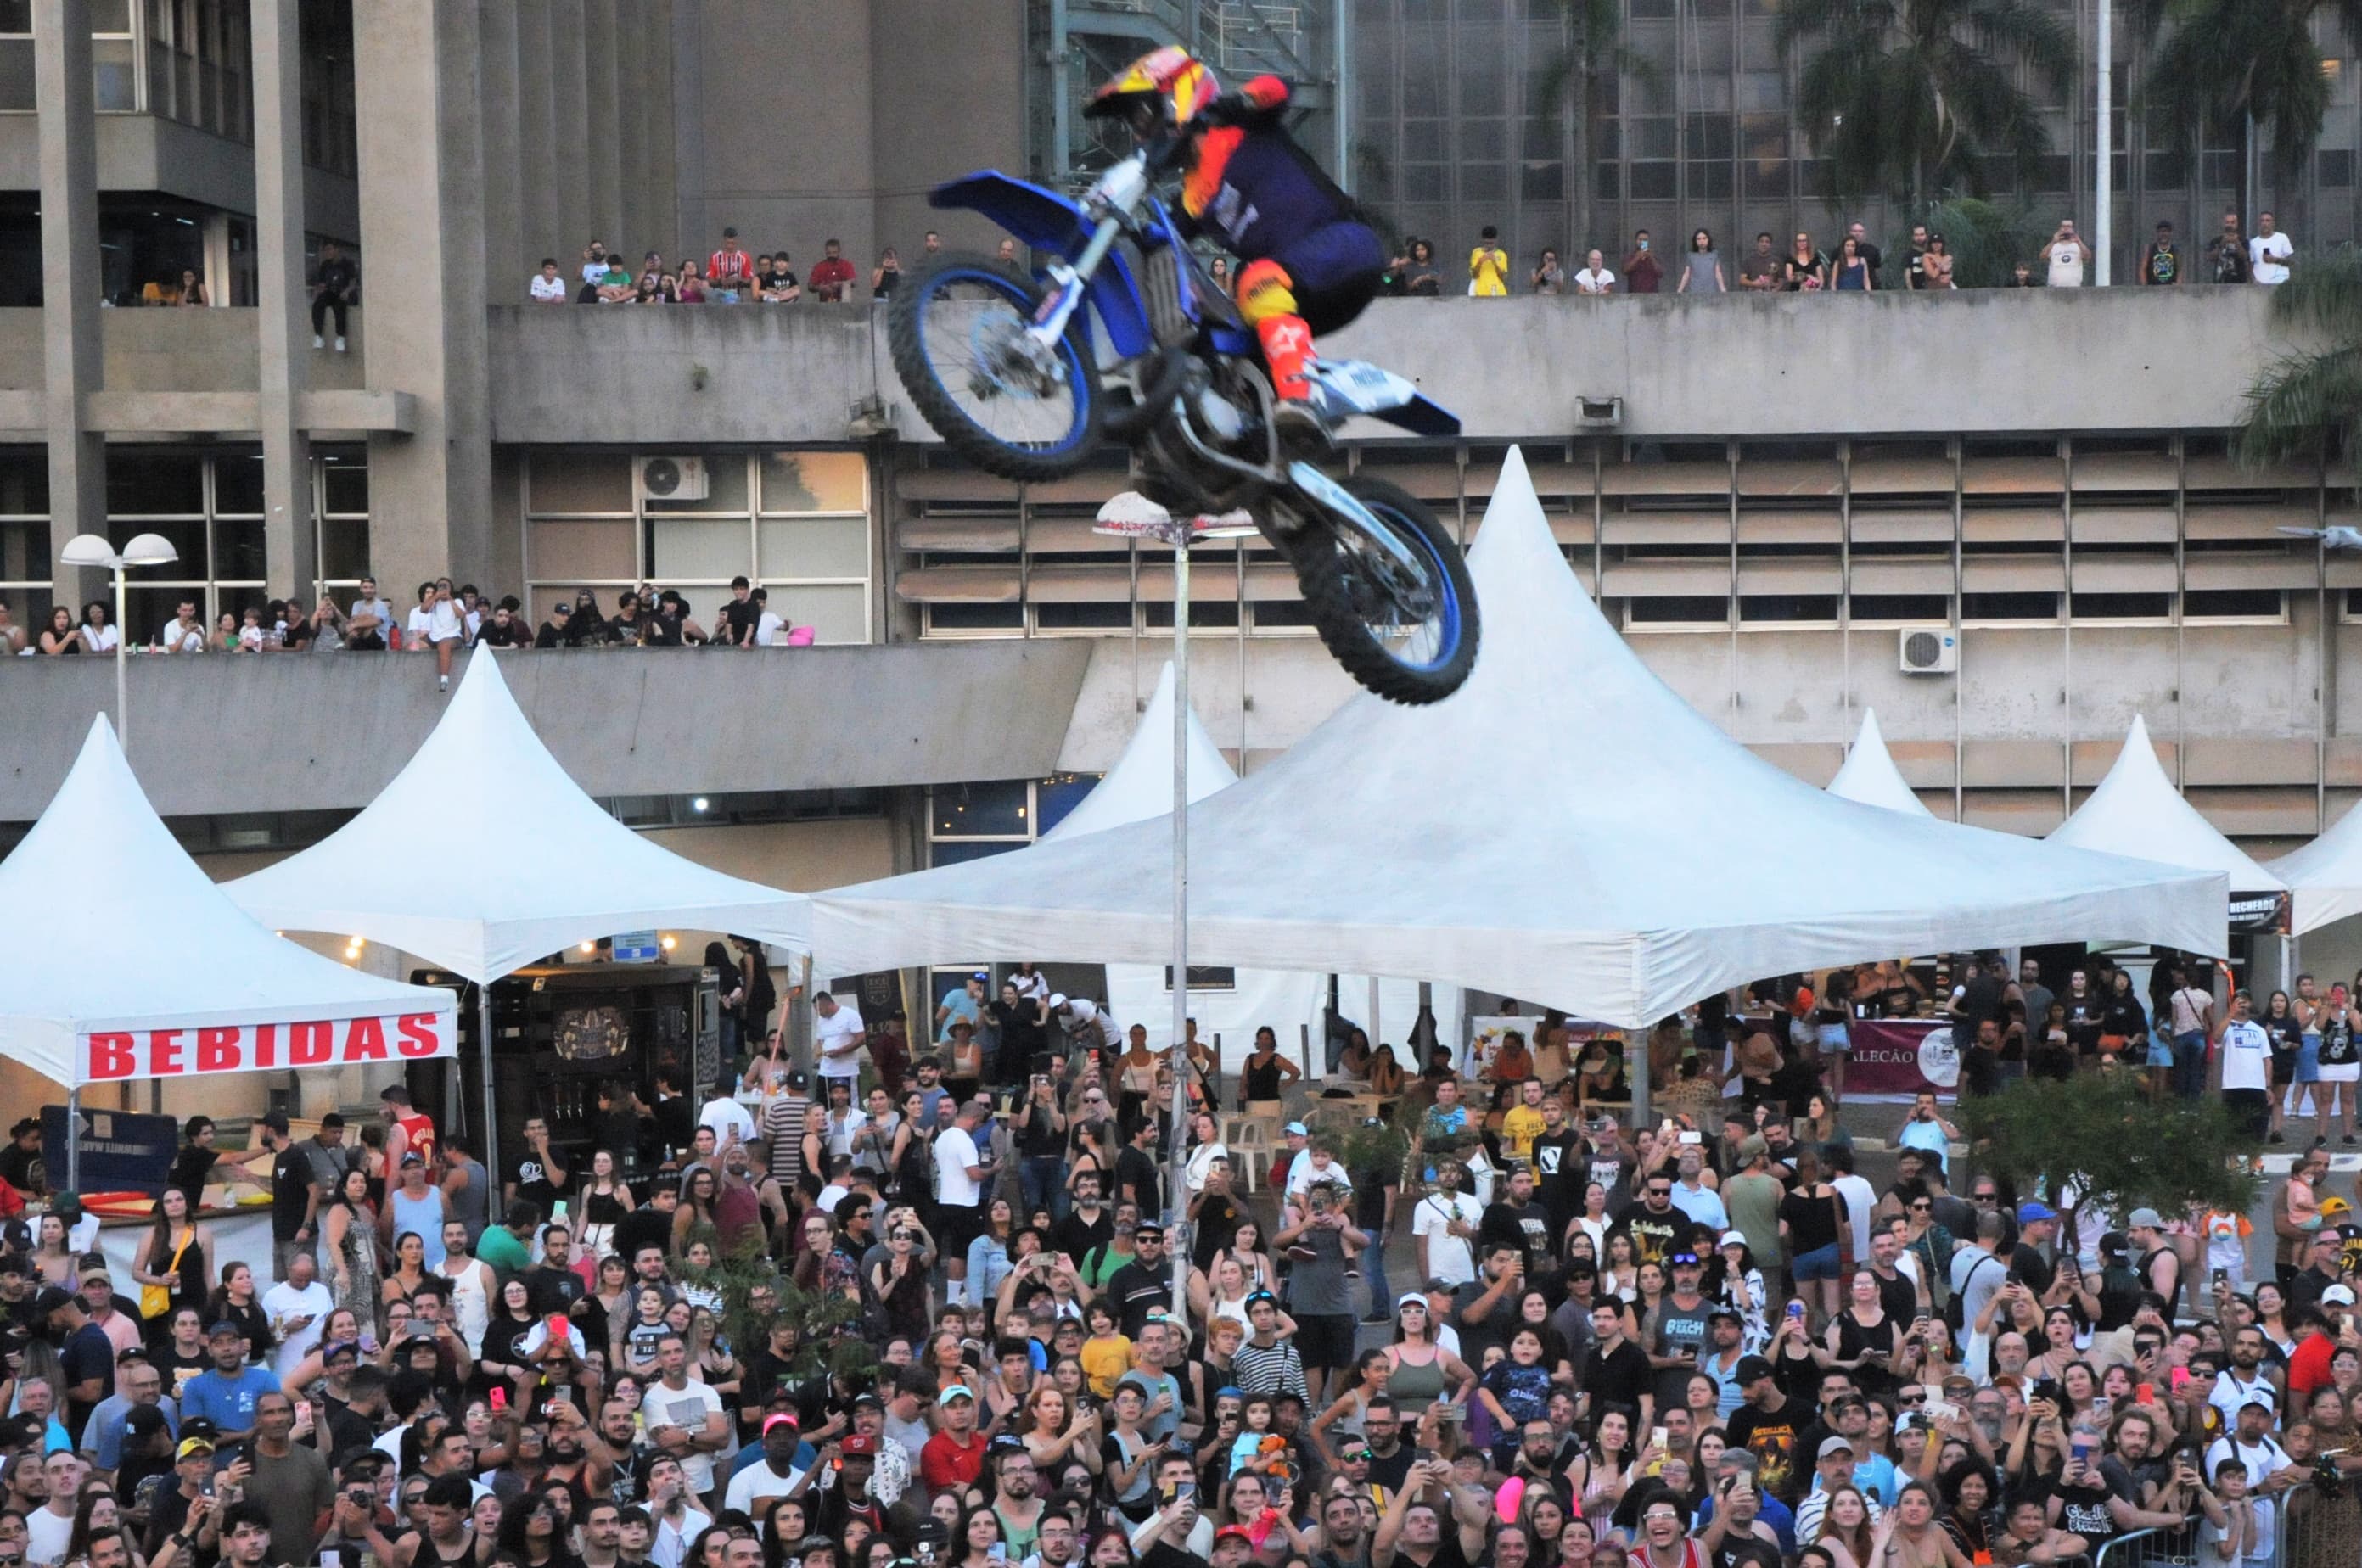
[107,517,201,564]
[109,452,204,514]
[0,518,46,580]
[92,39,134,109]
[322,461,367,516]
[91,0,129,30]
[931,840,1021,866]
[642,453,749,514]
[0,38,31,109]
[320,516,370,581]
[929,602,1024,631]
[757,516,869,580]
[1404,164,1449,201]
[648,517,751,581]
[758,451,867,513]
[1632,117,1676,158]
[212,451,265,514]
[528,451,632,514]
[1737,71,1783,112]
[2146,150,2185,186]
[933,781,1030,837]
[1460,120,1506,162]
[0,2,27,31]
[769,583,866,644]
[1461,162,1506,202]
[1630,162,1676,199]
[0,452,46,514]
[2325,149,2355,188]
[1522,162,1564,200]
[126,584,203,641]
[530,519,637,584]
[1688,161,1734,199]
[211,518,265,581]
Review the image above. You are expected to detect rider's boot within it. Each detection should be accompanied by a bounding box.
[1257,311,1331,449]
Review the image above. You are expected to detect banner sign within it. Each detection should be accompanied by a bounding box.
[2230,892,2292,937]
[1843,1020,1961,1103]
[78,1011,455,1084]
[40,1106,179,1195]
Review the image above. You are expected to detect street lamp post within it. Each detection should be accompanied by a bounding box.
[59,532,178,749]
[55,531,177,1195]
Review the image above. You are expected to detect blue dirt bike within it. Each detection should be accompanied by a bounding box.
[886,151,1479,706]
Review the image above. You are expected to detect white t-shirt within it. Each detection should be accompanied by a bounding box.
[642,1378,727,1491]
[1012,970,1051,1001]
[2250,232,2293,285]
[1411,1190,1481,1285]
[156,618,205,652]
[262,1279,334,1383]
[815,1000,867,1078]
[699,1094,758,1147]
[722,1458,805,1517]
[25,1505,70,1566]
[1833,1173,1877,1258]
[530,273,569,301]
[2046,240,2088,287]
[82,624,119,652]
[2220,1020,2271,1091]
[934,1124,984,1207]
[1574,267,1615,294]
[349,595,396,635]
[754,609,785,646]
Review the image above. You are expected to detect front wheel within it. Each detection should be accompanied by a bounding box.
[1288,475,1479,706]
[887,251,1102,483]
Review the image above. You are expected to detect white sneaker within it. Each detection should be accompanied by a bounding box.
[334,336,347,352]
[438,674,450,692]
[313,333,323,349]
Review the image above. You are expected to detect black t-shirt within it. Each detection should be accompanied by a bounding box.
[272,1145,316,1242]
[719,597,761,646]
[479,617,528,647]
[1478,1200,1552,1270]
[1724,1399,1804,1501]
[1529,1130,1583,1225]
[989,1000,1049,1076]
[1051,1205,1114,1263]
[1581,1337,1652,1420]
[0,1140,38,1193]
[1366,1442,1416,1495]
[1107,1260,1170,1339]
[511,1153,569,1218]
[169,1144,219,1206]
[1708,1533,1784,1568]
[1779,1187,1842,1255]
[2063,995,2104,1056]
[2009,1241,2056,1296]
[1611,1207,1680,1269]
[60,1320,115,1424]
[1191,1194,1244,1269]
[534,619,569,647]
[1115,1145,1164,1215]
[524,1263,586,1317]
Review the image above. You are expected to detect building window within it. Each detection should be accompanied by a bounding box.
[1849,594,1950,624]
[0,0,143,113]
[104,446,272,636]
[0,449,50,632]
[1961,591,2060,624]
[2183,589,2286,623]
[925,776,1100,866]
[1624,595,1731,629]
[2069,592,2174,622]
[142,0,251,137]
[1738,594,1838,625]
[523,451,875,645]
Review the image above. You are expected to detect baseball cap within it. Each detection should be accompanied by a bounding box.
[31,1285,74,1317]
[762,1413,799,1435]
[207,1319,244,1338]
[1048,993,1068,1010]
[1285,1121,1309,1136]
[1133,1221,1164,1239]
[1214,1526,1254,1547]
[1719,1231,1748,1250]
[2321,1196,2353,1216]
[401,1151,425,1167]
[1735,1356,1776,1385]
[260,1112,290,1135]
[938,1386,976,1407]
[841,1433,878,1456]
[1818,1436,1855,1459]
[322,1340,359,1362]
[2322,1285,2358,1307]
[1736,1134,1768,1161]
[2017,1201,2056,1224]
[2125,1207,2165,1230]
[851,1392,884,1410]
[177,1435,216,1460]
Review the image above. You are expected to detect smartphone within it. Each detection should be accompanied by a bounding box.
[2092,1396,2112,1423]
[323,1552,343,1568]
[490,1386,507,1412]
[2170,1368,2191,1394]
[1924,1400,1958,1424]
[1438,1403,1466,1424]
[1651,1426,1669,1451]
[1787,1301,1807,1320]
[1678,1131,1703,1146]
[1172,1480,1196,1503]
[2137,1383,2154,1404]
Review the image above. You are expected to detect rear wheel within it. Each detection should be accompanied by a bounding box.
[1288,475,1479,705]
[887,251,1101,482]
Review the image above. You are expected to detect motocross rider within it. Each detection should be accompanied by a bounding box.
[1083,46,1385,442]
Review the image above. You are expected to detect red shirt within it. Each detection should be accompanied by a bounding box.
[809,257,856,300]
[709,249,755,285]
[2287,1329,2337,1403]
[919,1428,988,1497]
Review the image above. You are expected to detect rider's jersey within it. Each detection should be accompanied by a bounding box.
[1175,76,1360,261]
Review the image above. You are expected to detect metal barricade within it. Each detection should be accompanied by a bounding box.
[2090,1519,2200,1568]
[2273,1479,2362,1568]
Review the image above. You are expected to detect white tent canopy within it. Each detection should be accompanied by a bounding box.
[226,652,811,983]
[2269,804,2362,934]
[1826,709,1933,817]
[809,449,2227,1025]
[2047,715,2285,894]
[0,717,456,1088]
[1038,661,1326,1067]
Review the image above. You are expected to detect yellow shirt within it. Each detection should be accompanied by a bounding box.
[1080,1333,1133,1397]
[1501,1104,1546,1162]
[1469,246,1510,296]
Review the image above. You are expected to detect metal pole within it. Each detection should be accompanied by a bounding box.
[478,982,500,1185]
[2095,0,2112,285]
[65,1087,79,1192]
[1167,535,1192,1318]
[109,563,126,746]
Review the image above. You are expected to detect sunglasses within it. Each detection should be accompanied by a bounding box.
[1348,1450,1373,1462]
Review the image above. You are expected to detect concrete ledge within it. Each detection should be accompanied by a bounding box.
[0,640,1094,819]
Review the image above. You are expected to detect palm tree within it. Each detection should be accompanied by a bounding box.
[2135,0,2362,230]
[1775,0,2075,209]
[2235,245,2362,484]
[1533,0,1637,255]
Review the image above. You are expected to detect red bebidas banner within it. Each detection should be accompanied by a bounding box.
[81,1011,454,1084]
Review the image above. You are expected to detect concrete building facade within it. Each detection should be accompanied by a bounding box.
[11,0,2362,1013]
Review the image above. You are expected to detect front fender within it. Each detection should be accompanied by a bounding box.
[930,172,1093,261]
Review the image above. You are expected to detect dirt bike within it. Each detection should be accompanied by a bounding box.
[884,151,1478,706]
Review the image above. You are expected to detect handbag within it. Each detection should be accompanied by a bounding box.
[141,1228,191,1319]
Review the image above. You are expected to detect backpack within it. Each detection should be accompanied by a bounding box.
[1948,1250,2001,1333]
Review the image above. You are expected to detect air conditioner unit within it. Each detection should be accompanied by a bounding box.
[637,455,708,502]
[1899,627,1959,675]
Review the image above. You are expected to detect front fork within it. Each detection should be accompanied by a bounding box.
[1028,214,1123,345]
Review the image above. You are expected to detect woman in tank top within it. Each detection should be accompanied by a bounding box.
[574,1150,634,1262]
[1238,1028,1300,1111]
[1383,1292,1474,1415]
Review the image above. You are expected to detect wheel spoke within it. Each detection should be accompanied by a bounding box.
[913,277,1082,451]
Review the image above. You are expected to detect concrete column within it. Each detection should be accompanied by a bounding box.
[478,0,525,293]
[34,0,104,557]
[645,0,680,260]
[353,0,492,591]
[583,0,621,249]
[251,0,314,598]
[549,0,591,253]
[515,0,561,268]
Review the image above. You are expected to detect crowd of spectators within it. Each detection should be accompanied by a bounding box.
[1396,211,2301,296]
[0,575,817,682]
[0,944,2353,1568]
[534,232,918,307]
